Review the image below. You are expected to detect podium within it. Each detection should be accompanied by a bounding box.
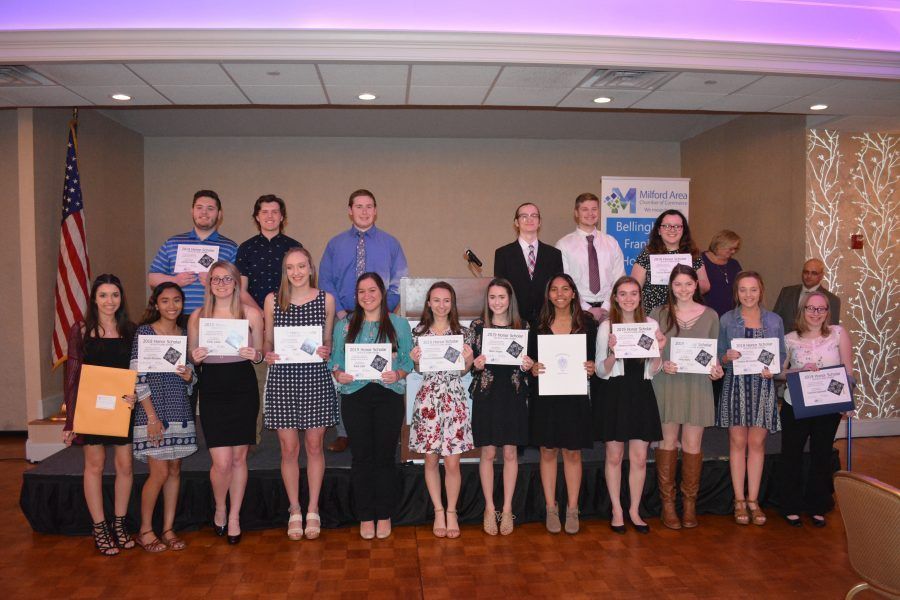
[398,277,491,463]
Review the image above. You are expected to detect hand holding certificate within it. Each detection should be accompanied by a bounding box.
[273,326,323,363]
[787,365,854,418]
[417,335,465,372]
[649,253,693,285]
[611,323,660,359]
[536,334,588,396]
[482,328,529,366]
[73,365,138,437]
[346,343,392,380]
[669,337,717,374]
[174,244,219,273]
[199,318,249,357]
[137,335,187,373]
[731,338,781,375]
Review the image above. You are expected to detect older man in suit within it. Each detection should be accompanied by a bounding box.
[773,258,841,332]
[494,202,564,324]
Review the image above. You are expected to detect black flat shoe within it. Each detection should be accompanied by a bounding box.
[811,515,826,528]
[610,522,626,534]
[783,515,802,528]
[629,519,650,534]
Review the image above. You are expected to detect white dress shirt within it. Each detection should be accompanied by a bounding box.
[556,228,626,309]
[517,237,539,264]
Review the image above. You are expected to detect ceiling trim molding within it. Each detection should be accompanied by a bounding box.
[1,29,898,79]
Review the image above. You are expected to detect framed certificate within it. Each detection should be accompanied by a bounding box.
[787,365,854,418]
[649,253,693,285]
[670,337,717,374]
[537,334,587,396]
[482,328,529,366]
[418,334,465,372]
[731,338,781,375]
[174,244,219,273]
[274,326,323,363]
[137,335,187,373]
[199,318,249,357]
[346,343,392,380]
[72,365,137,437]
[611,323,660,359]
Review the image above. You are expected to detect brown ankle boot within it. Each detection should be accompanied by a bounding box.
[655,448,681,530]
[680,452,703,528]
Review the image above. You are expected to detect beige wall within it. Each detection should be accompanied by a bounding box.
[0,111,26,429]
[681,114,808,298]
[144,137,681,279]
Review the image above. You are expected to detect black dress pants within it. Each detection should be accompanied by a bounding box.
[341,383,405,521]
[779,402,841,515]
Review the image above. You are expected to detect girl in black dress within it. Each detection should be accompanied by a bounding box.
[62,274,137,556]
[467,278,534,536]
[594,276,665,534]
[529,273,596,535]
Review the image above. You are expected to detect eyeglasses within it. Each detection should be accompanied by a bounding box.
[804,305,828,314]
[210,276,235,285]
[660,224,684,231]
[517,213,540,220]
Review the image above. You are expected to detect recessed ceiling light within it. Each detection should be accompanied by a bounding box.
[110,93,132,101]
[358,92,377,101]
[810,104,828,111]
[266,71,281,77]
[593,96,612,104]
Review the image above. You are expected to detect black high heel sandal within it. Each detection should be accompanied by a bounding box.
[111,515,135,549]
[92,521,119,556]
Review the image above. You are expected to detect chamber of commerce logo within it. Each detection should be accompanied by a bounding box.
[603,187,637,214]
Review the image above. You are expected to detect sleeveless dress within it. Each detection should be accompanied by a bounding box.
[717,327,780,432]
[81,337,135,446]
[465,319,530,447]
[264,291,339,430]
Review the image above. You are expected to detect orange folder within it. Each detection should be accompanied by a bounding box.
[72,365,137,437]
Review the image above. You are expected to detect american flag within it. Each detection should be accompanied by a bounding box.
[51,122,90,368]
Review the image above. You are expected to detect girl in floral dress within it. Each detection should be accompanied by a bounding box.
[409,282,475,538]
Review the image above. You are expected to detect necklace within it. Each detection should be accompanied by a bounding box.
[707,253,731,284]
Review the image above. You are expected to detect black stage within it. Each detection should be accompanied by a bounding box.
[20,428,838,535]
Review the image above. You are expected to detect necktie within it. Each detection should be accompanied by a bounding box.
[355,230,366,278]
[587,234,601,294]
[527,244,536,279]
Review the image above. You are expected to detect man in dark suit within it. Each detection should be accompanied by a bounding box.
[494,202,564,324]
[773,258,841,332]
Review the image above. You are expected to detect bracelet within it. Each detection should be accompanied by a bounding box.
[148,418,160,425]
[251,350,264,365]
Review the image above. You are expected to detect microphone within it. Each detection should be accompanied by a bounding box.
[464,248,483,268]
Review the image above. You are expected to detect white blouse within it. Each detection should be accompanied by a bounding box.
[595,317,660,380]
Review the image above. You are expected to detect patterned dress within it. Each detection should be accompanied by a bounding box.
[264,291,339,430]
[635,249,704,314]
[717,327,780,432]
[409,327,474,456]
[130,324,198,462]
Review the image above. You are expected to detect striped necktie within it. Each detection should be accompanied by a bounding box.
[527,244,536,279]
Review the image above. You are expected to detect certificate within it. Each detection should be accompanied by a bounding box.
[273,326,323,363]
[418,335,465,372]
[731,338,781,375]
[649,253,693,285]
[174,244,219,273]
[537,334,587,396]
[670,337,718,374]
[482,328,529,366]
[346,343,392,380]
[787,365,854,418]
[136,334,187,372]
[199,318,249,356]
[611,323,660,359]
[72,365,137,437]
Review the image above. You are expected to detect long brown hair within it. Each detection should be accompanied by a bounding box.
[413,281,463,335]
[608,276,646,326]
[200,260,244,319]
[346,273,398,349]
[83,273,135,347]
[481,278,523,329]
[660,264,703,336]
[140,282,187,328]
[537,273,590,334]
[645,209,699,257]
[795,290,832,336]
[277,246,316,311]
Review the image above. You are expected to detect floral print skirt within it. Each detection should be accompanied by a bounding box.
[409,372,474,456]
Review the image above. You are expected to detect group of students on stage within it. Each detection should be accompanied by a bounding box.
[61,190,856,556]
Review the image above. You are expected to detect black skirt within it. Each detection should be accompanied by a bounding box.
[198,361,259,448]
[592,359,663,442]
[471,365,529,447]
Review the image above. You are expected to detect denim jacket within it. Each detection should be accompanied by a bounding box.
[717,307,787,367]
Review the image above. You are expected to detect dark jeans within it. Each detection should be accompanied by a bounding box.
[341,383,405,521]
[779,402,841,515]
